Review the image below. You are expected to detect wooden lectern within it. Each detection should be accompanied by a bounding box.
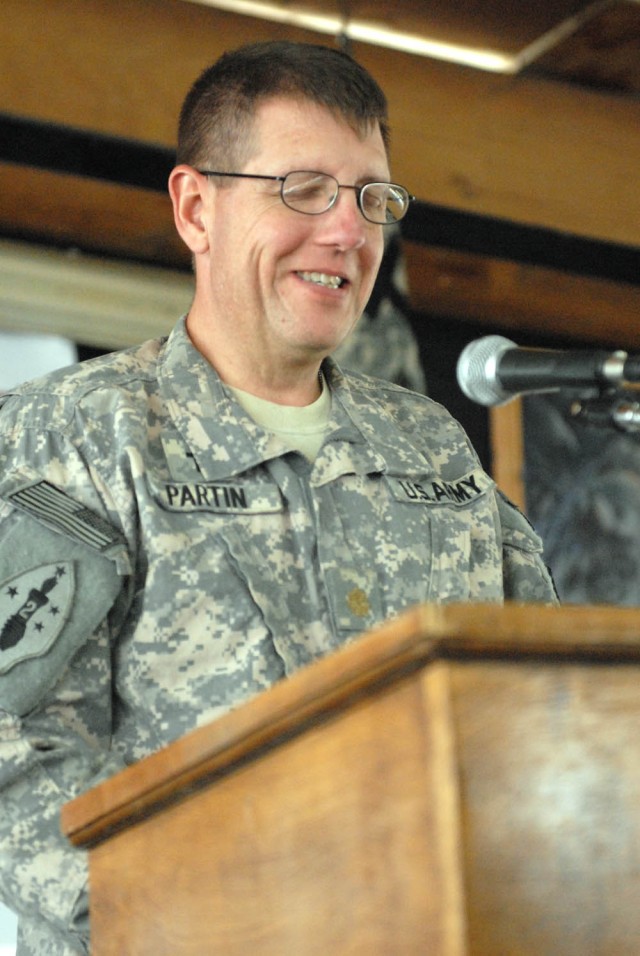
[62,603,640,955]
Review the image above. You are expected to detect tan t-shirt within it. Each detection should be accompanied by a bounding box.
[229,376,331,462]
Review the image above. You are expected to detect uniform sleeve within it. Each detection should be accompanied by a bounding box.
[0,413,132,953]
[496,490,559,603]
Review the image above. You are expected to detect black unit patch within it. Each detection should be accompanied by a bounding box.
[0,562,74,672]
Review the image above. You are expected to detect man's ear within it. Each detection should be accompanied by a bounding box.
[168,165,210,254]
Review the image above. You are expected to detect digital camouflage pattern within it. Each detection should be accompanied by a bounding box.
[0,317,557,953]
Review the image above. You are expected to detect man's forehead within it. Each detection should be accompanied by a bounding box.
[252,94,382,137]
[248,95,389,168]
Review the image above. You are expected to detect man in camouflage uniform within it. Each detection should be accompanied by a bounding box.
[0,41,556,954]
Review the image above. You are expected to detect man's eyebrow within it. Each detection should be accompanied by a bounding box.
[355,174,393,186]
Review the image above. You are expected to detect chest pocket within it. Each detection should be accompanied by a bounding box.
[385,468,500,603]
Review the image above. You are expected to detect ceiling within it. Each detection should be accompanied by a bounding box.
[1,0,639,351]
[193,0,640,91]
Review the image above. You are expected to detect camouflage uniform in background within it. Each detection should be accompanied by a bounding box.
[333,225,427,394]
[0,317,557,954]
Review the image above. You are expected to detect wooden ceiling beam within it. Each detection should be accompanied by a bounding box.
[0,165,187,268]
[1,0,639,351]
[404,241,640,349]
[1,0,639,252]
[359,42,640,251]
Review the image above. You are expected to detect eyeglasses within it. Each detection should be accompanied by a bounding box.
[196,169,414,225]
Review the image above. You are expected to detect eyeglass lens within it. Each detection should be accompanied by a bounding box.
[281,171,408,224]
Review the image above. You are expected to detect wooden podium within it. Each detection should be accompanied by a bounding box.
[61,603,640,955]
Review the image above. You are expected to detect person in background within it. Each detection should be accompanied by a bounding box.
[0,40,556,954]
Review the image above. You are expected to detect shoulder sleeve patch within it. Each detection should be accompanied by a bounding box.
[5,480,124,553]
[0,488,130,715]
[0,562,74,673]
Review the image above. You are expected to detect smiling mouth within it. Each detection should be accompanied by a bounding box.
[297,271,346,289]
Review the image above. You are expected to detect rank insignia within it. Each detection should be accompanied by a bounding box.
[0,562,74,673]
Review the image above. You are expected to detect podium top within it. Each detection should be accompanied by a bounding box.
[61,601,640,850]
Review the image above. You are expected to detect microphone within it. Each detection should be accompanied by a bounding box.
[456,335,638,407]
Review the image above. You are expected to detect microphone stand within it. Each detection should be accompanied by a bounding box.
[570,389,640,434]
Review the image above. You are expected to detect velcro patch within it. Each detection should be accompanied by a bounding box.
[388,469,493,507]
[0,562,74,673]
[5,480,122,552]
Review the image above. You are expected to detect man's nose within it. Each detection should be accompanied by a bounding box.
[321,187,368,250]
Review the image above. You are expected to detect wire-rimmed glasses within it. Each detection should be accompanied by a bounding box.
[196,169,414,225]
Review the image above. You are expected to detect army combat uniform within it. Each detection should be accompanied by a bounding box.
[0,317,556,954]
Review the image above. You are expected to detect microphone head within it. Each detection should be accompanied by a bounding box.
[456,335,517,406]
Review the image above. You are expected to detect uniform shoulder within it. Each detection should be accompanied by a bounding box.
[17,336,164,397]
[332,363,460,427]
[0,336,166,427]
[328,362,484,479]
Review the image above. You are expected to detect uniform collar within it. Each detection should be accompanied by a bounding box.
[158,317,434,482]
[158,318,286,480]
[319,360,438,480]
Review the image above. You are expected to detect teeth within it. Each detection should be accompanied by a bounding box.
[298,271,344,289]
